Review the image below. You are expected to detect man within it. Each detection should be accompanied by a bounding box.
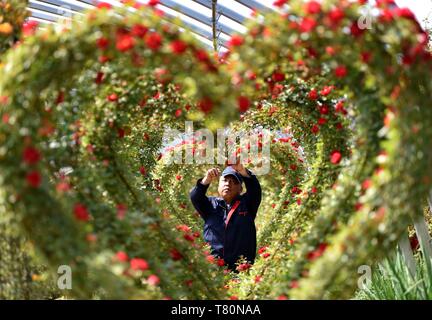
[189,162,262,271]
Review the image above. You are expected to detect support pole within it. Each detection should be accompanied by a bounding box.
[398,234,416,277]
[211,0,218,52]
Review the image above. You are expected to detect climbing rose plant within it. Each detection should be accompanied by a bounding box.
[0,0,431,299]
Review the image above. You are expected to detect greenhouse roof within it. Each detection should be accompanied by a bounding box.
[26,1,432,52]
[26,0,276,52]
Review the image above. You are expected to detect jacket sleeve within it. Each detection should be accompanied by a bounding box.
[189,179,213,221]
[243,169,262,217]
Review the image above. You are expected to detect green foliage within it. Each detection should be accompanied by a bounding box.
[356,236,432,300]
[0,0,59,300]
[0,0,28,57]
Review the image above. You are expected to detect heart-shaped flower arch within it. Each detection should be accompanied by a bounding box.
[0,0,431,299]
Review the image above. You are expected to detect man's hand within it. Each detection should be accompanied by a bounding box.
[231,158,250,177]
[201,168,220,185]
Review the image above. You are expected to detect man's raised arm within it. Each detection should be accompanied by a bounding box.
[189,168,220,220]
[232,164,262,217]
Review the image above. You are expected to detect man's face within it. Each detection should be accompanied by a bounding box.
[218,175,242,203]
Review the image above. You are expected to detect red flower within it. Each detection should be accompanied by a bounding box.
[73,203,90,221]
[375,0,393,6]
[145,32,162,51]
[361,51,372,63]
[0,95,9,105]
[147,274,160,286]
[206,255,215,263]
[311,124,319,134]
[131,24,148,38]
[317,117,327,125]
[307,243,328,260]
[175,175,182,181]
[55,91,65,104]
[409,235,419,251]
[197,97,213,113]
[183,234,195,242]
[216,258,225,267]
[116,33,135,52]
[326,46,336,56]
[328,8,345,25]
[262,252,270,258]
[96,37,109,50]
[320,86,334,96]
[95,71,104,85]
[99,55,110,64]
[169,40,188,54]
[96,2,112,10]
[379,9,394,23]
[176,224,191,233]
[130,258,149,271]
[118,128,125,138]
[236,263,252,272]
[56,181,71,193]
[308,89,318,100]
[2,113,10,124]
[169,248,183,261]
[194,49,210,62]
[107,93,118,102]
[291,186,302,194]
[272,71,285,82]
[334,65,347,78]
[228,35,244,47]
[86,233,97,243]
[319,105,329,115]
[350,21,365,37]
[116,203,127,220]
[116,251,129,262]
[139,166,147,176]
[22,20,38,36]
[330,150,342,164]
[26,171,41,188]
[289,280,299,289]
[395,8,415,20]
[401,53,414,66]
[335,100,346,114]
[258,246,268,254]
[23,147,41,165]
[147,0,159,6]
[273,0,288,7]
[362,179,372,190]
[305,1,321,14]
[299,17,317,33]
[237,96,251,112]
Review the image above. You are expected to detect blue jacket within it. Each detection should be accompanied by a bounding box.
[189,170,262,270]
